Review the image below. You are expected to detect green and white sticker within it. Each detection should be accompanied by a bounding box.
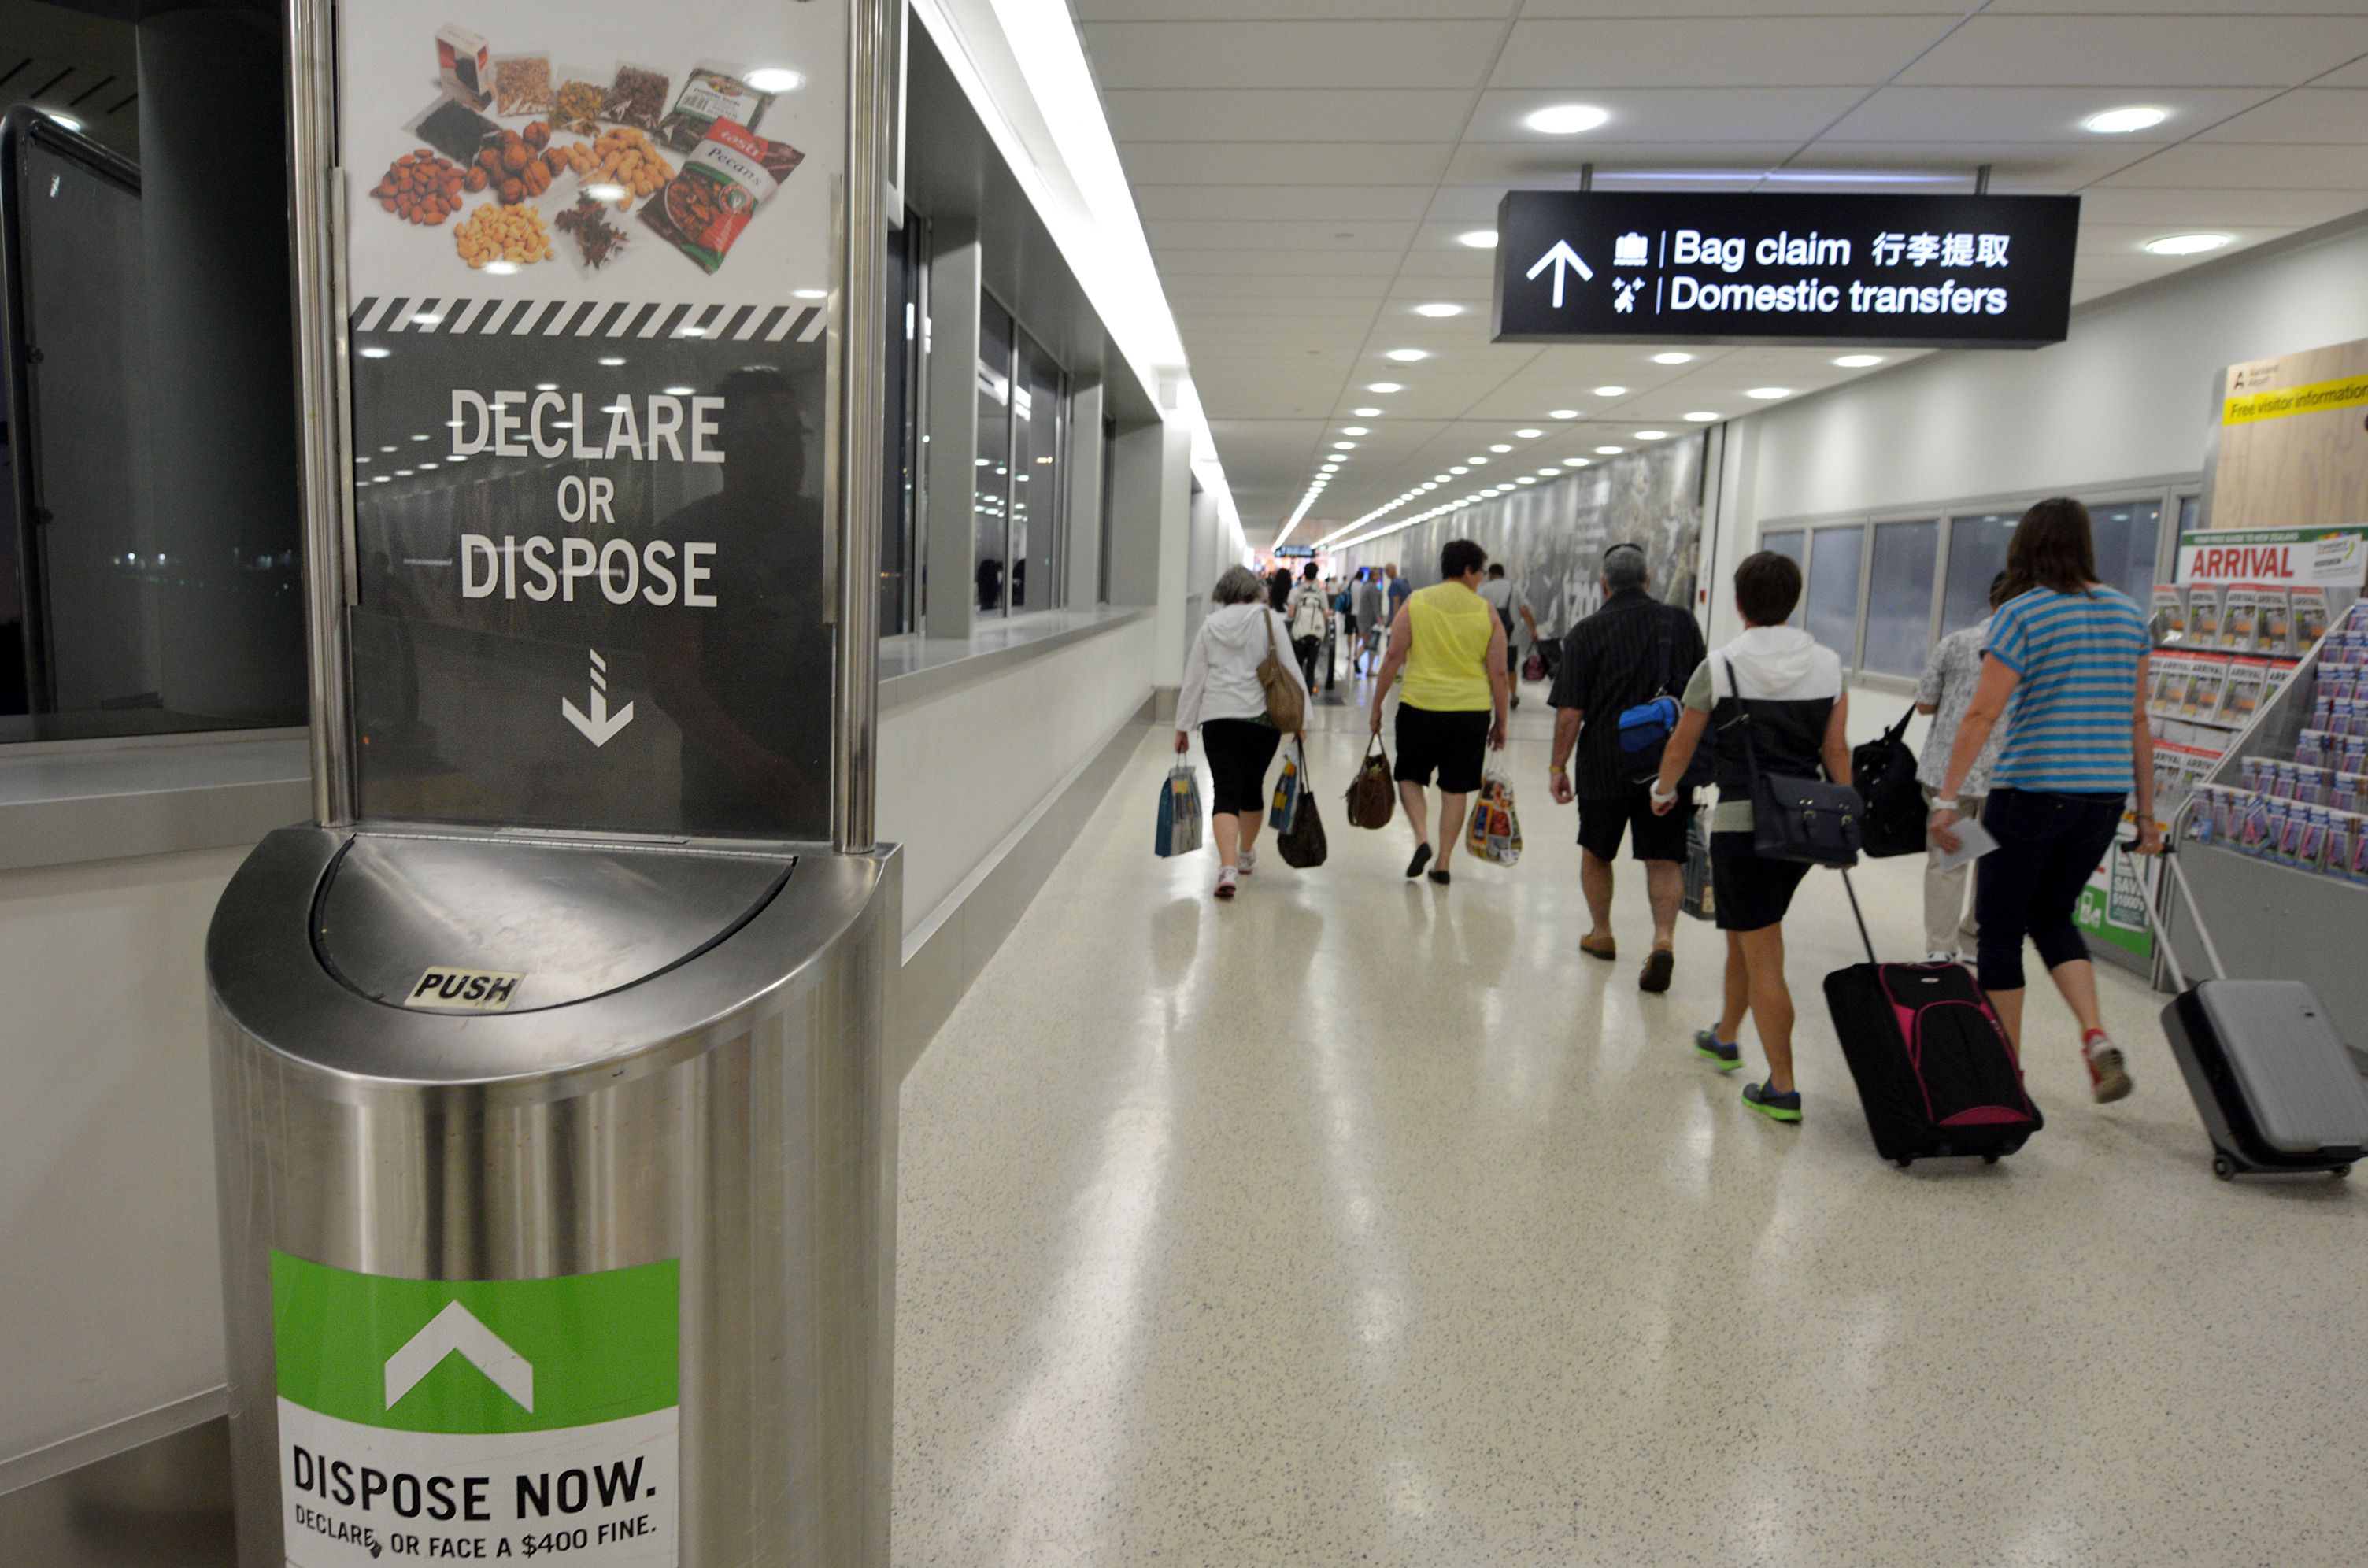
[271,1251,679,1564]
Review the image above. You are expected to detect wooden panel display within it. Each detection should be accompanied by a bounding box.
[2209,338,2368,531]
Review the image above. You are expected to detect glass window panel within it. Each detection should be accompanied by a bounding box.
[2178,494,2200,534]
[1861,520,1941,676]
[1941,512,2019,635]
[1804,525,1866,663]
[2089,499,2161,604]
[1009,327,1065,612]
[1761,529,1805,564]
[973,295,1013,614]
[878,218,917,634]
[1098,414,1117,605]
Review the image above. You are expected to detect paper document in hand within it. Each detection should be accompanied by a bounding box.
[1932,817,2000,874]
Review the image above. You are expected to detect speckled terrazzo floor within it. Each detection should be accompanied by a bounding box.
[890,675,2368,1568]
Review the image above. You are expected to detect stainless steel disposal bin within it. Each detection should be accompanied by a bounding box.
[208,827,897,1566]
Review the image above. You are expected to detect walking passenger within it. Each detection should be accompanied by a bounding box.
[1930,497,2158,1102]
[1650,552,1849,1124]
[1287,562,1330,691]
[1384,561,1412,627]
[1353,570,1386,674]
[1914,573,2009,962]
[1547,542,1707,993]
[1176,564,1311,901]
[1368,539,1509,886]
[1478,564,1541,708]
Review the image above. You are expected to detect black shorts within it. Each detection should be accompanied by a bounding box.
[1578,792,1692,863]
[1393,704,1489,794]
[1200,718,1282,816]
[1711,830,1815,932]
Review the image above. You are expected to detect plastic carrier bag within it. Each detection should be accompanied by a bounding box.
[1269,738,1303,833]
[1682,810,1715,922]
[1464,759,1523,867]
[1155,764,1204,859]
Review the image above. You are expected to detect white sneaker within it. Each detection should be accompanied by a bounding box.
[1215,867,1238,900]
[1926,950,1957,964]
[1238,848,1256,875]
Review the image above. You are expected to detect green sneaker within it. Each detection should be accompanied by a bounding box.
[1743,1079,1803,1123]
[1694,1027,1742,1071]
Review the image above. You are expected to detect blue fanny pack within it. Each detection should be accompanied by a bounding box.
[1618,694,1682,754]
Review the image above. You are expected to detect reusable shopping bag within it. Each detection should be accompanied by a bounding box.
[1269,738,1304,832]
[1464,757,1523,867]
[1346,738,1396,829]
[1682,811,1715,922]
[1155,764,1204,858]
[1278,756,1328,869]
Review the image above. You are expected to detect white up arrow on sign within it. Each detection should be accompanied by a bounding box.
[384,1300,535,1412]
[1526,239,1594,308]
[561,648,635,747]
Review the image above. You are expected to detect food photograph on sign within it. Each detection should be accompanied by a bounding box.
[338,2,845,843]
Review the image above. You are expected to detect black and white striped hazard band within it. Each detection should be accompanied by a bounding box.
[350,296,829,344]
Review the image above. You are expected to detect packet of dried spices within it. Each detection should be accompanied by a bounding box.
[550,64,609,135]
[405,92,501,165]
[656,63,778,153]
[601,61,672,134]
[641,119,803,275]
[492,53,554,117]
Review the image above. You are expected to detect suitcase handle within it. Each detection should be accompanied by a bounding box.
[1840,868,1878,967]
[2118,832,2227,990]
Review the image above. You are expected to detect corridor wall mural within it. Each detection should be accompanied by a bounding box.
[1336,433,1708,645]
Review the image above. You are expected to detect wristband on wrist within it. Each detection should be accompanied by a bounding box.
[1548,763,1567,774]
[1649,780,1677,804]
[1930,797,1959,812]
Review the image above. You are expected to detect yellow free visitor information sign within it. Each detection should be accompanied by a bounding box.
[2222,372,2368,426]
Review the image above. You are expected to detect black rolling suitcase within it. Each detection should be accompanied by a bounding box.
[2140,846,2368,1181]
[1823,873,2044,1168]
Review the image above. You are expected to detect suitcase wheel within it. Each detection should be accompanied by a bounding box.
[2333,1165,2351,1181]
[1893,1158,1913,1170]
[1983,1154,2000,1165]
[2211,1153,2237,1182]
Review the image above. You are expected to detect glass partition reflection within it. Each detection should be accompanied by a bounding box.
[1861,520,1940,676]
[1804,525,1866,664]
[974,296,1013,613]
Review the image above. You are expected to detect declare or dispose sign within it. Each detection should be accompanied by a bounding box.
[1493,191,2081,349]
[272,1252,679,1566]
[2178,527,2368,589]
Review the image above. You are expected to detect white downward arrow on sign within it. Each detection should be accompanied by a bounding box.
[561,648,635,747]
[384,1300,535,1413]
[1526,239,1594,308]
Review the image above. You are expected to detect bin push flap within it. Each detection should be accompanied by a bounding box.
[313,830,793,1015]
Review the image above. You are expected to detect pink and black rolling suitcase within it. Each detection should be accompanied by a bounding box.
[1823,874,2044,1168]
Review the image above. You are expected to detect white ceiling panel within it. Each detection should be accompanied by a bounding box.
[1441,142,1804,188]
[2096,142,2368,190]
[1897,17,2367,88]
[1487,17,1958,90]
[1822,87,2280,145]
[1468,87,1873,143]
[1103,90,1475,143]
[1081,0,1520,18]
[2077,187,2365,228]
[1134,184,1439,222]
[2196,89,2368,142]
[1119,141,1455,187]
[1143,219,1421,250]
[1155,250,1413,276]
[1985,1,2368,13]
[1080,21,1508,91]
[1523,0,1968,12]
[2322,55,2368,89]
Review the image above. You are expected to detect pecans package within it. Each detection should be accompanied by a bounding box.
[642,119,802,275]
[492,53,553,117]
[656,63,778,153]
[601,61,672,133]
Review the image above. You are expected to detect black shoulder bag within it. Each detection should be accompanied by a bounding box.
[1728,656,1861,867]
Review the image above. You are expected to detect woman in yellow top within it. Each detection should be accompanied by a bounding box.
[1367,538,1510,885]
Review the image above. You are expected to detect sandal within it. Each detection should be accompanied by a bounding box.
[1580,934,1617,962]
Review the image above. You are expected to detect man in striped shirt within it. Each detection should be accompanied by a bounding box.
[1930,498,2159,1103]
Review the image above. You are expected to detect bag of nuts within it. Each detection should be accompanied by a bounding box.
[492,53,553,117]
[550,64,608,135]
[641,118,802,275]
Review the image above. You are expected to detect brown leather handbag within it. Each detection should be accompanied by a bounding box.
[1345,737,1395,830]
[1256,609,1306,733]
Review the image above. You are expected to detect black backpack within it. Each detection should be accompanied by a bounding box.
[1852,706,1928,859]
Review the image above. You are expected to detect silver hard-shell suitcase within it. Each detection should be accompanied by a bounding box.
[2144,845,2368,1180]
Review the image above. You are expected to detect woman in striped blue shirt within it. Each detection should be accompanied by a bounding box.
[1930,498,2159,1103]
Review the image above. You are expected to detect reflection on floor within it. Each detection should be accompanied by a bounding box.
[891,674,2368,1566]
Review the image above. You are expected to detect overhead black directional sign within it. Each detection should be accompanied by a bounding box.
[1493,191,2081,349]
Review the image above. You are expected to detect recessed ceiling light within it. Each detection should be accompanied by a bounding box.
[746,67,805,94]
[1489,443,1513,453]
[1525,103,1610,136]
[1514,427,1542,438]
[1515,475,1538,485]
[1684,411,1719,423]
[1415,302,1464,317]
[1746,386,1792,399]
[1549,409,1578,420]
[664,385,697,396]
[534,382,559,391]
[1563,457,1589,467]
[358,346,391,359]
[598,356,627,367]
[1537,468,1560,477]
[1456,230,1498,250]
[1353,406,1382,417]
[2144,232,2231,256]
[1635,430,1670,441]
[1594,385,1628,397]
[1341,426,1370,435]
[2083,105,2168,135]
[1595,445,1624,455]
[1385,348,1430,362]
[1650,351,1693,365]
[379,445,398,453]
[1468,456,1489,465]
[1332,441,1356,449]
[1367,382,1402,394]
[1449,465,1468,475]
[1833,353,1885,368]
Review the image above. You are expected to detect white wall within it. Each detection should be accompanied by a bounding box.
[0,847,242,1467]
[879,616,1157,939]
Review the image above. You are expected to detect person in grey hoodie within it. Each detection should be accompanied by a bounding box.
[1650,552,1851,1126]
[1176,564,1312,899]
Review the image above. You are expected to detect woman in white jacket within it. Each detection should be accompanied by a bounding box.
[1175,564,1311,899]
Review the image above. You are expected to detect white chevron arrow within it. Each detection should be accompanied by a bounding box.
[384,1300,535,1413]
